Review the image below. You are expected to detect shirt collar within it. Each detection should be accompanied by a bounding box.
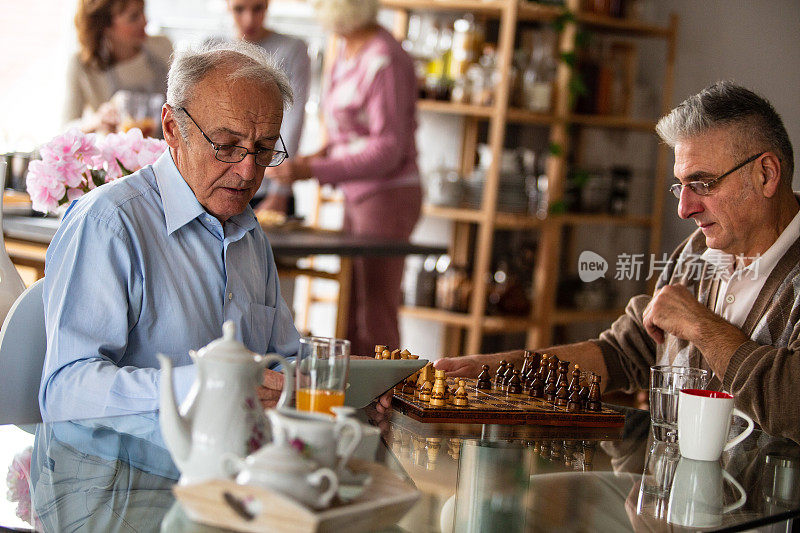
[153,150,206,235]
[153,150,258,236]
[701,207,800,278]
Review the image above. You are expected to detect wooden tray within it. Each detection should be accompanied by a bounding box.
[392,377,624,427]
[173,459,419,533]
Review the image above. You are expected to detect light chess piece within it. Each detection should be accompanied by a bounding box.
[453,380,469,406]
[429,370,447,407]
[374,345,386,359]
[419,380,433,402]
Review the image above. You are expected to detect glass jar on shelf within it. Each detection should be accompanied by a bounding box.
[436,257,472,313]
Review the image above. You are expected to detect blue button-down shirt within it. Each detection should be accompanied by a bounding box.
[40,151,299,421]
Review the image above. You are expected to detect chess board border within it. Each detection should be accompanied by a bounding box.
[392,378,625,428]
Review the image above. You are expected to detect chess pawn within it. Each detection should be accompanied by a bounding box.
[430,370,448,407]
[476,364,492,389]
[453,380,469,406]
[381,349,392,360]
[419,380,433,402]
[555,360,570,390]
[494,360,508,388]
[568,365,581,394]
[544,360,558,402]
[586,373,602,412]
[506,370,523,394]
[374,345,387,359]
[554,376,569,407]
[502,362,516,386]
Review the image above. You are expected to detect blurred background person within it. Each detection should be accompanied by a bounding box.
[65,0,172,135]
[223,0,310,213]
[267,0,421,355]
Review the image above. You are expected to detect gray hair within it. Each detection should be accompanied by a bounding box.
[656,81,794,182]
[166,39,293,139]
[311,0,378,35]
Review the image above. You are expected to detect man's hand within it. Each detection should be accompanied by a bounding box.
[433,353,507,378]
[258,368,285,408]
[642,284,708,344]
[265,157,313,186]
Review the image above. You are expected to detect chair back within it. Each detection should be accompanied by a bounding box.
[0,279,45,425]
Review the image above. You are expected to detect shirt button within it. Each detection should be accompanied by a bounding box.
[725,294,735,304]
[228,292,233,300]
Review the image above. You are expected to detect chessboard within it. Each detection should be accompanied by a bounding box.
[392,377,624,427]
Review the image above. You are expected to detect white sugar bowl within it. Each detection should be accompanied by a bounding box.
[222,442,339,510]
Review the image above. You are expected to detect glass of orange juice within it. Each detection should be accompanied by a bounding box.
[295,336,350,415]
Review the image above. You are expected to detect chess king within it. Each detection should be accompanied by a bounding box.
[434,81,800,444]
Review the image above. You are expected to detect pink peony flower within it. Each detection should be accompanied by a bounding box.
[6,446,35,526]
[26,127,167,213]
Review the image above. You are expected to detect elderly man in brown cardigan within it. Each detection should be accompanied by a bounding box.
[432,81,800,443]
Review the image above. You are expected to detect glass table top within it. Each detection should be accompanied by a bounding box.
[0,406,798,532]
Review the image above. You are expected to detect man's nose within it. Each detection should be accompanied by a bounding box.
[234,153,259,180]
[677,186,703,220]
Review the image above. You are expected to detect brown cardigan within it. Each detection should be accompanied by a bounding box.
[593,228,800,443]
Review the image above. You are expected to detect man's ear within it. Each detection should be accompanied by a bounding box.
[161,104,182,150]
[759,152,782,198]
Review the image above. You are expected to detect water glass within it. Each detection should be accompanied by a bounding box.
[295,336,350,415]
[649,365,708,442]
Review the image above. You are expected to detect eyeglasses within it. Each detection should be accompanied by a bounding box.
[669,151,765,199]
[177,107,287,167]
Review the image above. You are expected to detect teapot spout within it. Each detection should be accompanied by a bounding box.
[157,354,191,468]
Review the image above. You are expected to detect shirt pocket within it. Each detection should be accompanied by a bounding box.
[248,302,277,354]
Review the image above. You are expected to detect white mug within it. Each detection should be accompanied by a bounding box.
[668,457,746,528]
[677,389,754,461]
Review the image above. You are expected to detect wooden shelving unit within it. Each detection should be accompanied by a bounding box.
[384,0,677,354]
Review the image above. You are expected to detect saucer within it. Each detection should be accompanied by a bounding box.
[337,468,372,502]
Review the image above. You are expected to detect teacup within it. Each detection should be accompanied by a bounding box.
[677,389,754,461]
[667,457,746,528]
[267,407,362,472]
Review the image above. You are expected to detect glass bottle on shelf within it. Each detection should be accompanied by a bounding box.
[521,30,556,113]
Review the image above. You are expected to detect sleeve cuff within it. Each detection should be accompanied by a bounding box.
[722,339,758,392]
[590,338,629,392]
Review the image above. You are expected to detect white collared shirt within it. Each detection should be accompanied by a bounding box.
[701,209,800,327]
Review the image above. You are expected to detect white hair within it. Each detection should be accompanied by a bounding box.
[311,0,378,35]
[166,39,293,138]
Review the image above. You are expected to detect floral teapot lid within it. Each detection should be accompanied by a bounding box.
[242,440,319,475]
[193,321,258,362]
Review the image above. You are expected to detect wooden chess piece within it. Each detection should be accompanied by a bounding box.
[579,375,590,406]
[506,370,523,394]
[544,359,558,402]
[425,437,442,470]
[520,350,532,377]
[381,349,391,360]
[419,380,433,402]
[567,388,582,412]
[494,360,508,388]
[502,362,516,386]
[453,380,469,406]
[429,370,448,407]
[586,373,602,412]
[476,364,492,389]
[389,349,400,360]
[568,365,581,394]
[374,345,386,359]
[528,356,547,398]
[555,360,570,390]
[582,441,596,471]
[400,349,411,359]
[554,374,569,407]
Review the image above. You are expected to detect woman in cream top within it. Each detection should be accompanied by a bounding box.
[65,0,172,134]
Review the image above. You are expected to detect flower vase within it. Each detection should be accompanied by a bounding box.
[0,161,26,324]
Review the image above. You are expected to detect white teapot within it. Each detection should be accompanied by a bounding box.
[222,442,339,510]
[158,321,292,485]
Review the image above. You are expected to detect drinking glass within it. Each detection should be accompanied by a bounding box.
[295,336,350,415]
[649,365,708,442]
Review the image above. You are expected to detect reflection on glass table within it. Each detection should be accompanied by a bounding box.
[0,406,798,532]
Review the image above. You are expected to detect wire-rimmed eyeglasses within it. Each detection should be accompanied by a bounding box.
[669,151,765,199]
[177,106,287,167]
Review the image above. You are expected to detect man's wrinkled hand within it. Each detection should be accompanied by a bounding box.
[433,354,495,378]
[643,284,708,344]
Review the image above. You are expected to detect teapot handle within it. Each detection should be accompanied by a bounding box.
[259,354,294,409]
[307,467,339,509]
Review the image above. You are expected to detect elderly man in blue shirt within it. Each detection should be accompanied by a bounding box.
[40,39,299,421]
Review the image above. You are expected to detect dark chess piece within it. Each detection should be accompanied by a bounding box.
[502,362,516,386]
[582,441,596,471]
[494,360,508,389]
[506,370,523,394]
[579,375,590,406]
[567,387,582,412]
[586,373,602,412]
[544,375,558,403]
[555,360,570,391]
[520,350,532,377]
[568,365,581,394]
[529,355,548,398]
[554,375,569,407]
[545,356,559,386]
[476,364,492,389]
[527,352,542,378]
